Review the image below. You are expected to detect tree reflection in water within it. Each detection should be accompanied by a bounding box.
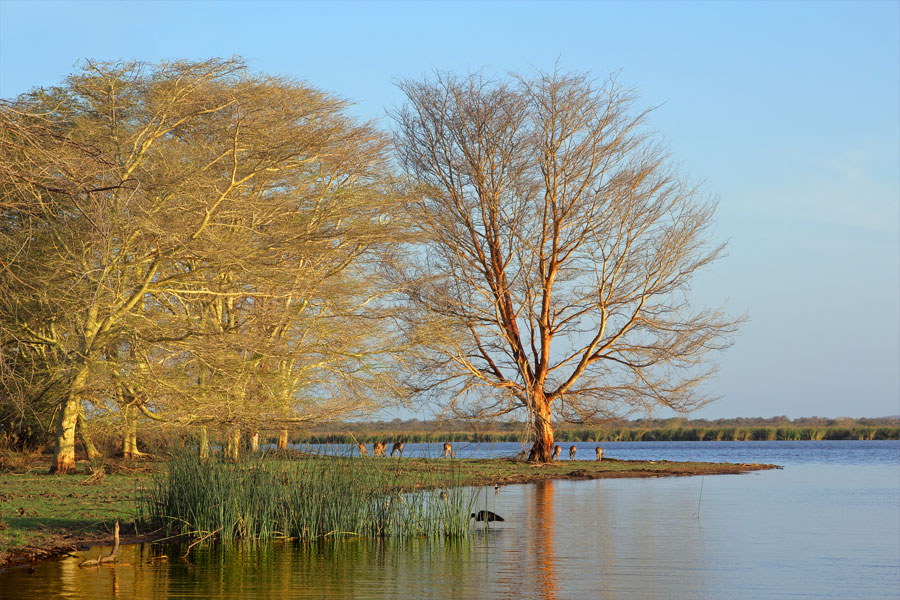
[533,480,558,600]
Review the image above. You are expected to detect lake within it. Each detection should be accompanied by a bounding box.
[1,441,897,599]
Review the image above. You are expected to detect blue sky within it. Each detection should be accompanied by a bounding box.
[1,0,897,419]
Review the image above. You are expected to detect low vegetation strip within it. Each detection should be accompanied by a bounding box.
[300,424,900,444]
[0,452,778,568]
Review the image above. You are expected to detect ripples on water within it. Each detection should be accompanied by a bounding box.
[1,441,898,600]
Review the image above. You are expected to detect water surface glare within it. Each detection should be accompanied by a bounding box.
[1,441,897,599]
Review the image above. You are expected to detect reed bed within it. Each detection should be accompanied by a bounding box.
[140,452,477,542]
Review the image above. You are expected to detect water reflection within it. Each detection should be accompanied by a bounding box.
[491,480,558,600]
[2,455,898,599]
[533,481,557,600]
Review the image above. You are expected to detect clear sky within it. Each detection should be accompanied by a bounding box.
[1,0,897,419]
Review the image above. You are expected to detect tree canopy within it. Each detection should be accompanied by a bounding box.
[0,58,410,471]
[1,60,743,467]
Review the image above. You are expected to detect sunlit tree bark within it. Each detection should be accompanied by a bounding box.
[76,408,102,461]
[198,425,209,460]
[224,426,241,462]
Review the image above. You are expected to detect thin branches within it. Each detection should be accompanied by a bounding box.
[395,69,743,461]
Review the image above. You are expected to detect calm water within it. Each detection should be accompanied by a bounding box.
[1,441,898,599]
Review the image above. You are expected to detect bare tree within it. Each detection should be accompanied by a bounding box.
[395,70,742,461]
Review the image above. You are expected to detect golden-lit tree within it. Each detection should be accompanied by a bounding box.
[395,70,742,461]
[0,58,409,472]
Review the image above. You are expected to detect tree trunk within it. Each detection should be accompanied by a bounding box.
[50,369,89,474]
[123,429,140,459]
[249,431,259,453]
[76,409,102,461]
[198,425,209,460]
[122,405,142,459]
[50,393,81,474]
[527,395,555,462]
[277,429,288,451]
[225,427,241,462]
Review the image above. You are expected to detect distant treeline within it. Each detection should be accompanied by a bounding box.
[294,416,900,444]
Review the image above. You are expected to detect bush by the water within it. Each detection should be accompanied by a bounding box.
[141,452,477,541]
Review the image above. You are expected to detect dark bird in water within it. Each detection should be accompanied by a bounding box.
[471,510,505,522]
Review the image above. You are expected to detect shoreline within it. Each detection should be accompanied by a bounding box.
[0,455,779,570]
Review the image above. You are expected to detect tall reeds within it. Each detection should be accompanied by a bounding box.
[141,452,477,542]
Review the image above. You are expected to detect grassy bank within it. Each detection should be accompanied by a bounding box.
[0,452,777,567]
[0,464,146,566]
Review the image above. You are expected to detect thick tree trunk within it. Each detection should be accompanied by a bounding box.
[122,424,134,459]
[50,393,81,474]
[122,405,143,459]
[225,427,241,462]
[123,429,140,459]
[198,426,209,460]
[50,369,89,474]
[277,429,288,451]
[527,396,555,462]
[77,410,102,461]
[249,431,259,453]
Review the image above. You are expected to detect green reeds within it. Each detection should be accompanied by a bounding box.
[140,451,477,542]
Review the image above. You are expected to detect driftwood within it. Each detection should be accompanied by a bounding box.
[181,526,222,559]
[79,466,106,485]
[79,521,120,567]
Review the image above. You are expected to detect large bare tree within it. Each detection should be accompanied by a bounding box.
[0,58,409,472]
[395,70,742,461]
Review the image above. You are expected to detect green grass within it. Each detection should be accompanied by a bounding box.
[0,469,142,558]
